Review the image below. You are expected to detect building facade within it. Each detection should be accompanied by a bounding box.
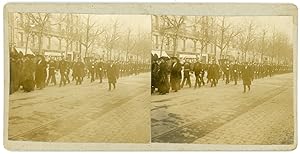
[8,12,83,61]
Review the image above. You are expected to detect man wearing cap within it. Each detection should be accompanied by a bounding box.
[193,58,202,88]
[181,59,192,88]
[58,56,68,87]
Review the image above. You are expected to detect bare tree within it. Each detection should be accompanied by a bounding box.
[61,14,79,58]
[214,17,240,60]
[16,13,35,54]
[192,16,212,58]
[103,20,120,60]
[134,32,151,63]
[236,21,256,62]
[257,29,268,63]
[123,28,136,61]
[26,13,51,54]
[79,15,105,58]
[156,15,185,57]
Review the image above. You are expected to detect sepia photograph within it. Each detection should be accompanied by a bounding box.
[6,12,151,143]
[151,15,295,145]
[3,3,297,151]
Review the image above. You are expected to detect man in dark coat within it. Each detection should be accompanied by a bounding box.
[58,56,68,87]
[22,55,35,92]
[35,55,47,89]
[170,57,182,92]
[224,61,230,84]
[181,59,192,88]
[9,52,18,94]
[46,57,57,86]
[157,58,170,95]
[151,57,159,94]
[107,61,117,91]
[242,62,252,92]
[73,58,85,85]
[208,60,219,87]
[90,59,96,83]
[193,58,202,88]
[97,58,104,83]
[232,61,239,85]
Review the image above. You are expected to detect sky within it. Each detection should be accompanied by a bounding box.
[93,15,151,35]
[226,16,294,42]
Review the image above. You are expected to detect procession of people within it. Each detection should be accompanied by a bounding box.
[9,46,149,95]
[151,54,292,94]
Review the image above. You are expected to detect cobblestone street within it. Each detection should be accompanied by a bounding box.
[8,73,150,143]
[151,73,295,144]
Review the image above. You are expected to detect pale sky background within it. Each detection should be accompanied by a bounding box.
[222,16,294,43]
[93,15,151,35]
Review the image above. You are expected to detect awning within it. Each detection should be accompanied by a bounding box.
[44,52,62,57]
[151,50,169,58]
[179,54,197,59]
[15,48,35,55]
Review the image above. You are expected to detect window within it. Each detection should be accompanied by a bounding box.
[182,39,186,51]
[31,34,35,47]
[18,32,24,46]
[47,37,51,49]
[166,37,170,50]
[58,24,62,32]
[76,41,78,51]
[59,39,62,50]
[154,16,159,29]
[155,35,158,49]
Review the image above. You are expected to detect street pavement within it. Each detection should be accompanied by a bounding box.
[151,73,295,144]
[8,73,150,143]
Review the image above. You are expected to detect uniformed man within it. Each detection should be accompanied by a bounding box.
[242,62,252,93]
[181,59,192,88]
[208,60,219,87]
[224,61,230,84]
[46,57,57,86]
[97,58,104,83]
[232,61,239,85]
[193,58,202,88]
[58,56,68,87]
[90,59,96,82]
[107,60,117,91]
[73,58,85,85]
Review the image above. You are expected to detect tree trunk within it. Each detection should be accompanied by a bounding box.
[25,34,29,55]
[160,35,165,57]
[173,36,177,57]
[38,31,43,55]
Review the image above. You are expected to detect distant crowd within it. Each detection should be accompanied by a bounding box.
[151,54,292,94]
[9,48,149,94]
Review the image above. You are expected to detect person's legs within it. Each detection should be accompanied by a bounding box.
[99,72,103,83]
[181,77,186,88]
[194,76,199,88]
[46,72,51,85]
[187,76,191,87]
[108,82,111,91]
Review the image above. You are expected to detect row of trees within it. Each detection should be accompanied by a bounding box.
[13,13,151,62]
[155,15,293,64]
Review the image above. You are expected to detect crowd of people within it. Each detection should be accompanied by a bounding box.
[151,54,292,95]
[9,47,149,95]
